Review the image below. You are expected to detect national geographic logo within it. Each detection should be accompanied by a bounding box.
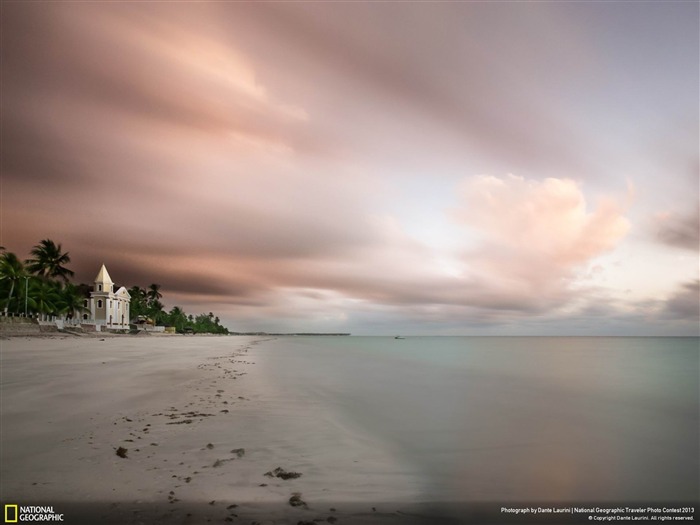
[4,505,17,523]
[4,505,64,522]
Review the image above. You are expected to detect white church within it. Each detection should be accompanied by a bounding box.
[83,265,131,329]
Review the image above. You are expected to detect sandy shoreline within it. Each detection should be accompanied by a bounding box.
[0,336,438,524]
[5,336,693,524]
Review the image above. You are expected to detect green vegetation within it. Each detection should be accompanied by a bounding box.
[127,285,229,334]
[26,239,75,282]
[0,240,84,320]
[0,239,229,334]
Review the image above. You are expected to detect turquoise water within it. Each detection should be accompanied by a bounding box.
[260,336,699,502]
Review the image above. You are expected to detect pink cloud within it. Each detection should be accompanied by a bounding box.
[3,3,693,335]
[452,174,630,305]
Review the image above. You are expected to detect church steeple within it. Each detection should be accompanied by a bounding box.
[94,264,113,294]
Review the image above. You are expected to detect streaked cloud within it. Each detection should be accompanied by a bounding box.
[1,1,697,334]
[664,280,700,321]
[653,209,700,251]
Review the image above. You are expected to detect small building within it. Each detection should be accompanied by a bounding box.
[83,265,131,329]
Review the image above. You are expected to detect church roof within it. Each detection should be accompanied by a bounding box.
[94,264,113,284]
[115,286,131,298]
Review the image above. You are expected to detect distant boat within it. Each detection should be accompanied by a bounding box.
[394,336,405,339]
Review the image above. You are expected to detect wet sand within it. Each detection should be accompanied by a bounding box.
[0,336,432,524]
[3,335,695,525]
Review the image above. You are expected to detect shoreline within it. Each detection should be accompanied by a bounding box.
[0,332,349,340]
[0,336,428,524]
[3,336,696,524]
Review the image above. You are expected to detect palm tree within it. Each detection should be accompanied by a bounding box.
[128,286,148,319]
[0,252,28,314]
[27,279,61,319]
[148,299,164,325]
[168,306,188,332]
[128,286,145,300]
[26,239,74,282]
[58,283,89,321]
[147,283,162,304]
[170,306,183,316]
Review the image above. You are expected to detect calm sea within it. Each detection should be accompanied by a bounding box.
[258,336,699,503]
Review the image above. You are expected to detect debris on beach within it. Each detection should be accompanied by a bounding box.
[115,446,128,458]
[206,443,214,449]
[288,493,307,508]
[210,447,246,468]
[265,467,302,480]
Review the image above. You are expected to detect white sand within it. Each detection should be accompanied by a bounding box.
[0,335,426,524]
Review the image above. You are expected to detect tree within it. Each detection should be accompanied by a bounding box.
[27,279,61,319]
[147,283,162,304]
[128,286,148,319]
[0,252,28,314]
[167,306,188,332]
[26,239,74,282]
[190,311,228,334]
[148,299,165,325]
[58,283,89,320]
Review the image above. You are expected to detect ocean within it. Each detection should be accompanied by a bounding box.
[257,336,699,504]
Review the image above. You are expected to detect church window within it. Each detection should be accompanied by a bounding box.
[98,285,102,291]
[98,300,103,308]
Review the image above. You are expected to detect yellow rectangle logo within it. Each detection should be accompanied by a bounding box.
[4,504,18,523]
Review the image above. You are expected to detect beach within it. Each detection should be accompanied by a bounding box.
[0,335,434,524]
[1,335,697,525]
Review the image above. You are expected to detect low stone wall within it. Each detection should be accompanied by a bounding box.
[0,317,43,336]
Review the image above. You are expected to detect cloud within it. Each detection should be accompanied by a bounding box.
[653,209,699,251]
[451,174,630,310]
[27,173,627,332]
[456,175,629,263]
[233,2,595,176]
[1,3,323,197]
[664,280,700,321]
[2,3,692,335]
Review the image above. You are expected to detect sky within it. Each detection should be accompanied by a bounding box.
[1,1,698,335]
